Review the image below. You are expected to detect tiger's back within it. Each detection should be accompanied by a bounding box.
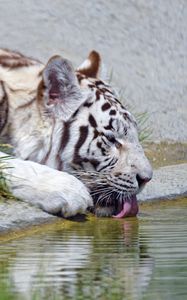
[0,49,43,137]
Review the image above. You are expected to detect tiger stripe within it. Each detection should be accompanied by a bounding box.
[73,126,89,167]
[0,81,8,133]
[0,49,40,69]
[56,121,73,170]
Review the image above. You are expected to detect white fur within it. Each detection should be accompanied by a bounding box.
[0,151,92,217]
[77,58,91,71]
[0,49,152,218]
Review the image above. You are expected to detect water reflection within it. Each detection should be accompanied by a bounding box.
[0,198,187,300]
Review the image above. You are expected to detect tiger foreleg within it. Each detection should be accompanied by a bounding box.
[0,151,93,217]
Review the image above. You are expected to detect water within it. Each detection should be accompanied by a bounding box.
[0,198,187,300]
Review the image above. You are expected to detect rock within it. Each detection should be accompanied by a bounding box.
[138,163,187,201]
[0,200,57,234]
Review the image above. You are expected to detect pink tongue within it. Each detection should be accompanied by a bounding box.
[113,195,139,218]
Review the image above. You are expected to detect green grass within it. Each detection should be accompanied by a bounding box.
[109,71,152,144]
[0,144,14,199]
[119,95,152,144]
[135,111,152,143]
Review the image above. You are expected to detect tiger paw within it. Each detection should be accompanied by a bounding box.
[3,154,93,218]
[35,170,93,218]
[37,176,93,218]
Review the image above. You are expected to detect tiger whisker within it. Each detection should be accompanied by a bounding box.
[91,186,112,194]
[97,190,113,203]
[91,189,112,197]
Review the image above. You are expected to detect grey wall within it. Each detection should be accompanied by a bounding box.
[0,0,186,142]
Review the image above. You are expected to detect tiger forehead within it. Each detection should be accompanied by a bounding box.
[76,71,115,95]
[76,71,137,126]
[76,71,120,108]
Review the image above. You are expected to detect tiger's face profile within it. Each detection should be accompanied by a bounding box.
[0,49,152,218]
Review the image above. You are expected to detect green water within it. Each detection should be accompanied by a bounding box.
[0,198,187,300]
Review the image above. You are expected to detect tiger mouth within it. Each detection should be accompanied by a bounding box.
[91,190,139,218]
[113,195,139,218]
[76,173,139,218]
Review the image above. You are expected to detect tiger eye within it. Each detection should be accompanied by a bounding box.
[106,135,122,149]
[115,140,122,149]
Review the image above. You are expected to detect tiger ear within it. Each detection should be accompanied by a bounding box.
[77,50,101,78]
[42,55,85,121]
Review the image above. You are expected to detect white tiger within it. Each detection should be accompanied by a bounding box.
[0,49,152,218]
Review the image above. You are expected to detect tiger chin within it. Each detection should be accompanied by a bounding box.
[0,48,152,218]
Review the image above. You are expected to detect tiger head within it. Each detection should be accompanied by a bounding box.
[40,51,153,218]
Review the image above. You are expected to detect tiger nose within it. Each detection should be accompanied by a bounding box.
[136,173,152,188]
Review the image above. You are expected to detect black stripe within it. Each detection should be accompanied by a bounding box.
[97,157,118,172]
[0,81,8,133]
[76,126,89,151]
[100,88,113,94]
[59,121,71,153]
[107,157,118,167]
[108,179,132,190]
[93,129,99,140]
[96,141,106,155]
[84,101,93,108]
[101,136,108,146]
[96,90,101,100]
[117,177,133,185]
[102,102,111,111]
[88,114,97,128]
[57,121,72,170]
[89,158,100,169]
[104,119,113,130]
[109,110,116,115]
[73,126,89,166]
[95,80,104,86]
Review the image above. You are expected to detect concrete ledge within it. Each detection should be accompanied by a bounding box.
[0,200,57,234]
[138,163,187,201]
[0,163,187,235]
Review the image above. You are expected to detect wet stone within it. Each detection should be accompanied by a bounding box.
[138,163,187,202]
[0,199,57,234]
